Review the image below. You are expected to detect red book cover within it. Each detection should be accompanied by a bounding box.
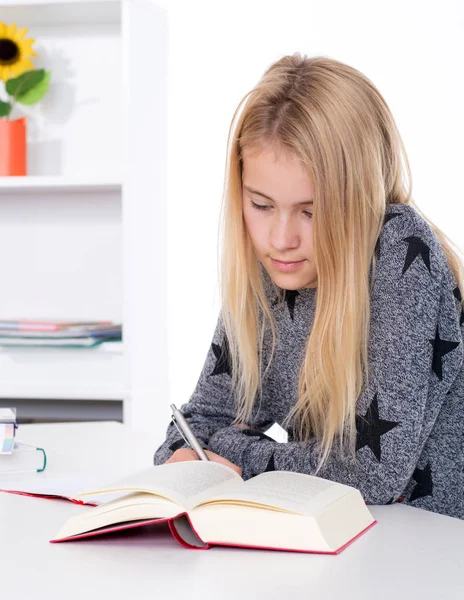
[49,511,377,554]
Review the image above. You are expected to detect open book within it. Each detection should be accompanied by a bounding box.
[51,461,376,554]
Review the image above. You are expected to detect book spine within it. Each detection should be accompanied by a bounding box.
[169,514,210,550]
[167,518,210,550]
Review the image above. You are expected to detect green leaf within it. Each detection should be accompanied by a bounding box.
[0,100,12,117]
[6,69,46,99]
[17,71,51,106]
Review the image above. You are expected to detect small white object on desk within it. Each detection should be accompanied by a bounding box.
[0,441,47,474]
[0,407,46,474]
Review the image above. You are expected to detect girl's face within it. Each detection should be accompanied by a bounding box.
[241,144,317,290]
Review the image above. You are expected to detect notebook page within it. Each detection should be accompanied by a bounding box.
[195,471,353,516]
[76,461,243,508]
[0,473,116,504]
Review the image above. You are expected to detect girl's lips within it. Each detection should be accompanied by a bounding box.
[271,258,306,272]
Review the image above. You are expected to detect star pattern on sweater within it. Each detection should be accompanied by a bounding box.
[374,211,402,261]
[272,289,300,321]
[240,428,276,443]
[453,286,464,326]
[283,289,299,321]
[402,236,432,276]
[409,462,434,502]
[429,324,460,381]
[264,452,276,471]
[169,437,187,452]
[211,335,232,378]
[356,394,399,462]
[236,428,276,476]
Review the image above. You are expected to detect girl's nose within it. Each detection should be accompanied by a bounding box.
[270,218,300,251]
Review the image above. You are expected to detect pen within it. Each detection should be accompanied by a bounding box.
[170,404,210,462]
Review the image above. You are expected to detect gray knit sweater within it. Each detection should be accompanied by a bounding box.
[153,204,464,520]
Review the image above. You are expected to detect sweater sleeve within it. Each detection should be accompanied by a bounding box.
[153,312,274,465]
[207,227,464,504]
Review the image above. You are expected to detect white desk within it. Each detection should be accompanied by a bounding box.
[0,422,463,600]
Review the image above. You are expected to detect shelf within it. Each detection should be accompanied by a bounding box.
[0,177,122,195]
[1,0,120,26]
[0,0,170,429]
[0,341,125,400]
[0,383,125,401]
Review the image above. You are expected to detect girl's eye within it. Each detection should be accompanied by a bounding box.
[250,200,312,219]
[250,201,270,211]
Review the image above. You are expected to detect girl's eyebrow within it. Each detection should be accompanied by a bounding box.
[243,184,313,205]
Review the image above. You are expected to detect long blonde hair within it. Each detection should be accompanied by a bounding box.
[218,53,464,471]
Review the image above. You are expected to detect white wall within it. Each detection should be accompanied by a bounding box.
[154,0,464,437]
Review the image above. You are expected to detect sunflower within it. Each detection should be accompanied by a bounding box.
[0,21,37,82]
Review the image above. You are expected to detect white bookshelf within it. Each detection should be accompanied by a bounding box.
[0,176,121,193]
[0,0,169,431]
[1,0,120,26]
[0,341,124,400]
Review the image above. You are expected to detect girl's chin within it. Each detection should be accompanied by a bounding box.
[272,274,317,290]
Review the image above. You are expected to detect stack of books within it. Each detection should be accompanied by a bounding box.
[0,320,122,348]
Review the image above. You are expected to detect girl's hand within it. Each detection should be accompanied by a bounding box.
[204,450,242,476]
[166,448,242,476]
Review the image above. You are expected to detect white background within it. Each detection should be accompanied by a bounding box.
[156,0,464,434]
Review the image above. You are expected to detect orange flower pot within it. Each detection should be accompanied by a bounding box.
[0,117,27,176]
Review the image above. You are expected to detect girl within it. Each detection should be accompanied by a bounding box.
[153,54,464,520]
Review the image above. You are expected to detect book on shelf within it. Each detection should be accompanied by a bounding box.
[0,320,113,332]
[50,461,376,554]
[0,325,122,339]
[0,322,122,347]
[0,441,46,474]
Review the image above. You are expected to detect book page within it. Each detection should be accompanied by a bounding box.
[76,461,243,508]
[194,471,353,516]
